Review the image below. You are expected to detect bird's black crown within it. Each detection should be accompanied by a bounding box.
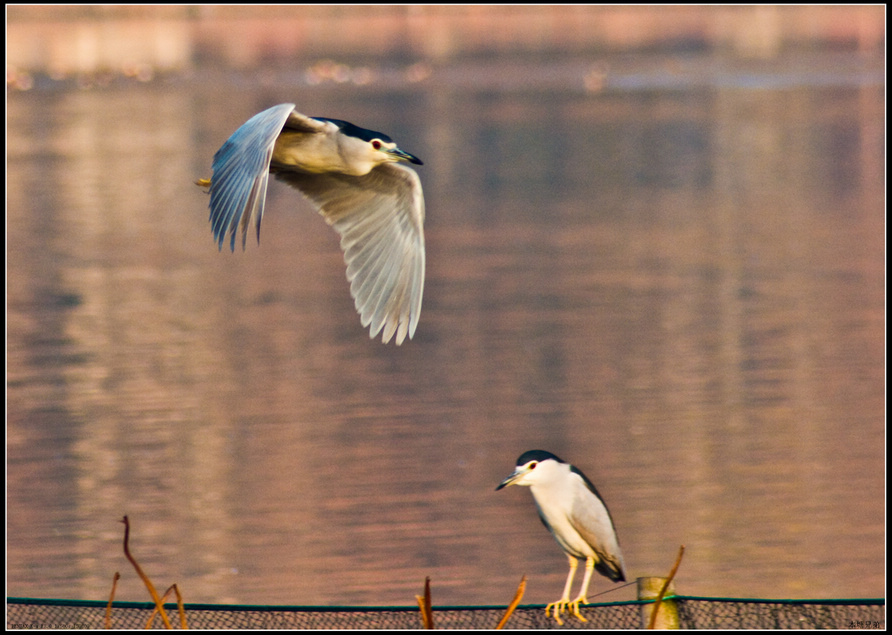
[516,450,564,466]
[313,117,394,144]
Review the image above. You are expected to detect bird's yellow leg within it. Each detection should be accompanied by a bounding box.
[545,555,578,625]
[567,556,596,622]
[195,177,211,188]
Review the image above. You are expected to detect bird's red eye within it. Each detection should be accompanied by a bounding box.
[372,140,382,150]
[529,461,537,470]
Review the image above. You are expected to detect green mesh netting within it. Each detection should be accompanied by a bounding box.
[6,597,884,630]
[674,597,885,630]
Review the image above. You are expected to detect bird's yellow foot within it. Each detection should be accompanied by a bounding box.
[195,177,211,188]
[568,597,589,622]
[545,600,569,626]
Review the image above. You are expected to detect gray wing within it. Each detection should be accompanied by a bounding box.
[569,483,627,581]
[208,103,309,251]
[276,163,425,345]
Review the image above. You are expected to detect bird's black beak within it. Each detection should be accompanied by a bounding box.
[389,147,423,166]
[495,470,521,491]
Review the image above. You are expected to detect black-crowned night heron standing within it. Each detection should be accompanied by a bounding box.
[197,103,425,345]
[496,450,627,625]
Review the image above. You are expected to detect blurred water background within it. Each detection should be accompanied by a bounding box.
[6,6,885,607]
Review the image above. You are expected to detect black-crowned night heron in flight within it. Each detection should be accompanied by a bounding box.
[496,450,626,625]
[197,103,425,345]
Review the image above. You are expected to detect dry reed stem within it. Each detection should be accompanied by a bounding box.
[495,575,527,629]
[146,586,175,629]
[105,572,120,629]
[415,576,434,629]
[647,545,685,630]
[120,516,172,629]
[172,584,188,629]
[148,584,189,630]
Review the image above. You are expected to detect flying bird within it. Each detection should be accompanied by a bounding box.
[198,103,425,345]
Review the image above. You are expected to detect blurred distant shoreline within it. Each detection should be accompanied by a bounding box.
[7,5,885,81]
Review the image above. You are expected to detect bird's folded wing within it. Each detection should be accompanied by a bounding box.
[276,163,425,345]
[209,103,296,251]
[569,493,626,581]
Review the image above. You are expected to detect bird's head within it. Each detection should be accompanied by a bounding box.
[316,117,423,174]
[496,450,565,490]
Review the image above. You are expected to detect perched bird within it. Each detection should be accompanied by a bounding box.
[198,103,425,345]
[496,450,626,625]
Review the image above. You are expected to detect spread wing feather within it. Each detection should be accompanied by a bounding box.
[275,163,425,344]
[208,103,298,250]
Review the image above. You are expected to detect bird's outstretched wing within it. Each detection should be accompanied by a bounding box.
[208,103,307,251]
[276,163,425,345]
